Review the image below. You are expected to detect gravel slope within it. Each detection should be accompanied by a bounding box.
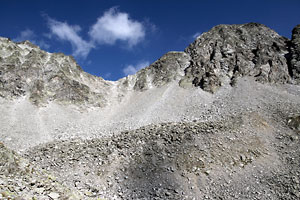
[1,77,299,152]
[0,77,299,199]
[1,22,300,199]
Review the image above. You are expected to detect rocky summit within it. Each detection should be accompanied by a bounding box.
[0,23,300,200]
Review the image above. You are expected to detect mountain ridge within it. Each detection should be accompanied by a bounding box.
[1,23,300,199]
[0,22,299,107]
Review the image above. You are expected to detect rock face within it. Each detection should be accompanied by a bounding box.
[290,24,300,82]
[1,23,300,107]
[132,52,190,91]
[0,38,110,106]
[182,23,291,92]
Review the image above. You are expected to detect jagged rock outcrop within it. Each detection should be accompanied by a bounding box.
[131,52,190,91]
[0,37,110,106]
[123,23,300,93]
[290,24,300,82]
[181,23,291,92]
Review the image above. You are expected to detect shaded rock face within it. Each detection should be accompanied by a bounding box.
[290,24,300,82]
[182,23,291,92]
[288,115,300,132]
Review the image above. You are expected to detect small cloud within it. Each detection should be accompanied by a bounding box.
[104,72,112,79]
[47,17,93,58]
[89,7,145,47]
[123,61,150,76]
[36,40,50,49]
[86,60,92,65]
[143,18,158,33]
[13,29,50,49]
[192,32,202,39]
[43,33,53,39]
[14,29,35,41]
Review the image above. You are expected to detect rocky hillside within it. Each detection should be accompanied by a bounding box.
[22,113,300,199]
[0,142,82,199]
[1,23,300,199]
[1,23,299,106]
[0,38,116,107]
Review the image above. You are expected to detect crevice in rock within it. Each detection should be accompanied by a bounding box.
[285,40,294,78]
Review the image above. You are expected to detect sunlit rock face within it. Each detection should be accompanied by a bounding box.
[1,23,299,107]
[0,37,110,107]
[182,23,292,92]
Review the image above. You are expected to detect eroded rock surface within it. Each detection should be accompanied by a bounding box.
[182,23,292,92]
[0,38,110,106]
[132,52,190,91]
[1,23,300,106]
[290,24,300,82]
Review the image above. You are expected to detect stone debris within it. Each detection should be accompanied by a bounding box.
[0,23,300,199]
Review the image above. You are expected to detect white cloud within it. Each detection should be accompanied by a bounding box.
[13,29,50,49]
[47,18,93,58]
[14,29,35,41]
[89,7,145,47]
[36,40,50,49]
[43,9,151,59]
[192,32,202,39]
[104,72,112,79]
[123,61,150,76]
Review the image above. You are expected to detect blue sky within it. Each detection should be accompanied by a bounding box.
[1,0,300,80]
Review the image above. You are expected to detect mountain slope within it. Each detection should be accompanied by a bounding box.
[1,23,299,106]
[0,23,300,199]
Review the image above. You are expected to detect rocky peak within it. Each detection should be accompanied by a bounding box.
[0,38,110,107]
[180,23,292,92]
[123,51,190,91]
[1,23,300,107]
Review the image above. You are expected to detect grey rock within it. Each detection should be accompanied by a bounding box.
[182,23,291,92]
[1,23,300,105]
[48,192,60,199]
[1,23,300,200]
[289,24,300,82]
[131,51,191,91]
[288,115,300,132]
[0,38,109,107]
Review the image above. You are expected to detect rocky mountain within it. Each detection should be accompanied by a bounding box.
[1,23,300,199]
[1,23,299,105]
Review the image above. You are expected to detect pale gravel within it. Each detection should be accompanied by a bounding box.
[0,77,299,152]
